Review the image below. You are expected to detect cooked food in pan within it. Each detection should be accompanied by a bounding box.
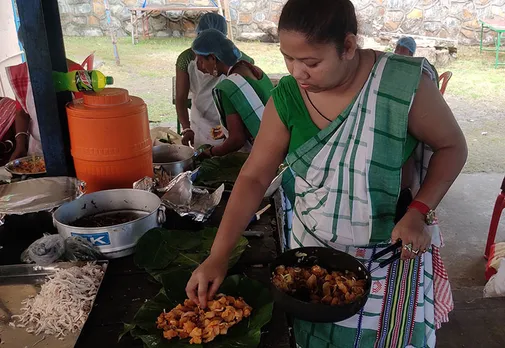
[70,211,144,228]
[6,156,46,175]
[272,265,367,305]
[157,294,252,344]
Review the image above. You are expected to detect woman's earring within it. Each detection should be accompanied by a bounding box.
[212,65,218,77]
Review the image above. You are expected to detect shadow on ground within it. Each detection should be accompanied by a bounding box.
[437,173,505,347]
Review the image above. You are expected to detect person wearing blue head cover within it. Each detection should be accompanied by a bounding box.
[192,28,273,158]
[175,13,254,148]
[395,36,417,56]
[196,11,227,34]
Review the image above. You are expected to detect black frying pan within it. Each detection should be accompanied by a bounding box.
[269,241,402,323]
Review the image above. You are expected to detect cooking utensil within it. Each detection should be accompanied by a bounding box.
[53,189,166,259]
[153,144,196,179]
[0,298,13,324]
[255,204,271,220]
[243,230,265,238]
[0,261,108,347]
[0,177,84,216]
[269,241,402,323]
[5,155,46,176]
[248,204,272,225]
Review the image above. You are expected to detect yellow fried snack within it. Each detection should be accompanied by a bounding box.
[157,295,252,344]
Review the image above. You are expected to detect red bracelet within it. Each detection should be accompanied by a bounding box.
[408,200,431,215]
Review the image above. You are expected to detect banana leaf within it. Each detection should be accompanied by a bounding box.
[134,227,248,274]
[122,273,273,348]
[193,152,249,189]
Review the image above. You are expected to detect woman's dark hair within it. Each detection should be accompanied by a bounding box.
[278,0,358,55]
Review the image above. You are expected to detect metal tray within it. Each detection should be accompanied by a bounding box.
[0,261,108,347]
[4,155,46,176]
[0,176,84,216]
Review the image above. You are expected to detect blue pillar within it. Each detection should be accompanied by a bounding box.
[11,0,24,61]
[14,0,74,176]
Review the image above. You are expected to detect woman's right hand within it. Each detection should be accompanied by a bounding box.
[181,130,194,146]
[185,254,228,308]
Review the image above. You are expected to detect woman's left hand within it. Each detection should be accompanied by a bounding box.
[391,209,431,260]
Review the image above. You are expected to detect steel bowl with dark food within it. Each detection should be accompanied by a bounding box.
[152,145,196,179]
[5,155,46,176]
[270,247,372,323]
[53,189,166,259]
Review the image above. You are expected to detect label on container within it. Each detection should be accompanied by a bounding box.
[71,231,111,246]
[75,71,93,91]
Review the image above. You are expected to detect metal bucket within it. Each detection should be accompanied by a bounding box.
[153,144,195,178]
[53,189,166,259]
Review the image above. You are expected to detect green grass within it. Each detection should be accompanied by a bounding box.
[63,37,505,173]
[444,46,505,102]
[63,36,286,124]
[441,46,505,173]
[64,37,505,121]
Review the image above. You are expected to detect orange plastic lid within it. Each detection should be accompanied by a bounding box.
[67,88,147,119]
[83,88,129,106]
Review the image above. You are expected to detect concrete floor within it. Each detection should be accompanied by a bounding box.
[437,173,505,347]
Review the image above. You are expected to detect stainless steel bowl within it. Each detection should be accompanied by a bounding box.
[53,189,166,259]
[153,145,196,178]
[5,154,46,176]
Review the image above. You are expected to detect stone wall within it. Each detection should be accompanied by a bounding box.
[57,0,505,45]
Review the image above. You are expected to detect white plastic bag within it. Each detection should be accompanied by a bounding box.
[484,258,505,298]
[21,234,65,266]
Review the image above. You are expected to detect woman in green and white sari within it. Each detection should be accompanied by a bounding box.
[185,0,467,347]
[191,28,273,157]
[192,29,294,249]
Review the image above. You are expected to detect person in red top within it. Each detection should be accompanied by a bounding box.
[0,96,17,166]
[6,26,85,161]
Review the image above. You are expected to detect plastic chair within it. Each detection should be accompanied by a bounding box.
[484,175,505,259]
[438,71,452,96]
[81,52,95,70]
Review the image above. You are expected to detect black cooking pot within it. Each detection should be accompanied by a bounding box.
[270,241,402,323]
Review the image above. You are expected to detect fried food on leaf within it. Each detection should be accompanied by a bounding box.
[157,294,253,344]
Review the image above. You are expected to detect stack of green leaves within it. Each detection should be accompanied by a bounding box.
[133,227,248,280]
[193,152,249,190]
[121,227,274,347]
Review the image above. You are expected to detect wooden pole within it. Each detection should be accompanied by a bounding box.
[15,0,74,176]
[130,10,135,45]
[216,0,224,17]
[222,0,233,40]
[104,0,120,66]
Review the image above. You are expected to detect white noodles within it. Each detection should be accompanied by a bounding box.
[11,263,104,338]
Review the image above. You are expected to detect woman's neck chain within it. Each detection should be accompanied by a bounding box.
[305,90,333,122]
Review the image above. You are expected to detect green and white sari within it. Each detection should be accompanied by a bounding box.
[212,68,297,253]
[212,67,273,149]
[274,53,452,348]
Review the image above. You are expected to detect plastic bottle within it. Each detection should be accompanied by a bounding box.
[52,70,114,93]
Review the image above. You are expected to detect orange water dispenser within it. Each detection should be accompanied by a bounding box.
[66,88,153,192]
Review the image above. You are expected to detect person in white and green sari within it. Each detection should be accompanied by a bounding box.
[175,13,254,148]
[192,28,295,250]
[185,0,468,347]
[191,28,273,157]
